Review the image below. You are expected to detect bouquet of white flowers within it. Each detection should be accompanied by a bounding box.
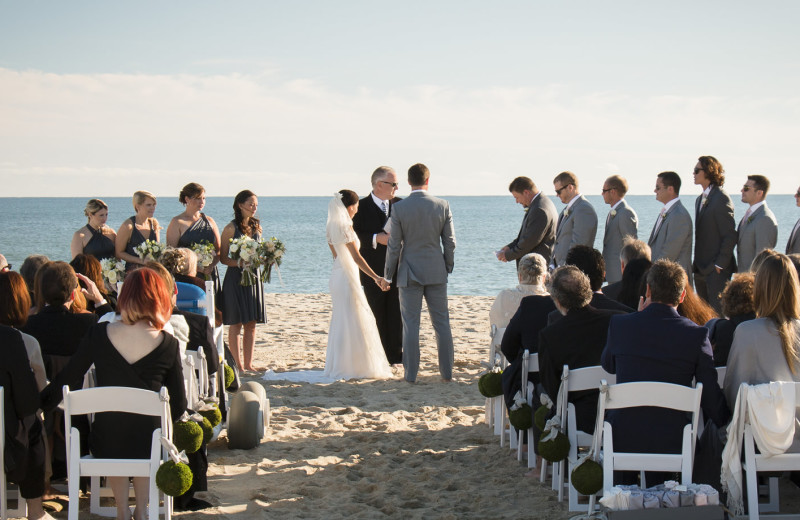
[257,237,286,283]
[134,239,165,262]
[191,240,216,271]
[100,258,126,289]
[228,235,260,286]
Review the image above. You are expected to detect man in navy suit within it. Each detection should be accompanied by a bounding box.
[601,259,729,483]
[352,166,403,365]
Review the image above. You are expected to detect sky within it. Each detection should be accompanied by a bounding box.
[1,1,799,197]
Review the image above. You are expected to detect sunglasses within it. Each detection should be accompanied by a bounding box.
[555,184,574,195]
[693,167,704,174]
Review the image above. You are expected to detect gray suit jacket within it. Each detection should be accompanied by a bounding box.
[736,203,778,272]
[602,200,638,284]
[384,191,456,288]
[504,193,558,266]
[552,196,598,268]
[648,199,693,282]
[694,186,737,276]
[787,218,800,255]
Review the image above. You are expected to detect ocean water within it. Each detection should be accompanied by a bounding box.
[0,194,797,296]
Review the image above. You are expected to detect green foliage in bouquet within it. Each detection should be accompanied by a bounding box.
[199,407,222,428]
[538,431,570,462]
[534,405,550,432]
[571,459,603,496]
[155,460,193,497]
[224,365,235,389]
[478,371,503,398]
[508,403,532,430]
[173,420,203,454]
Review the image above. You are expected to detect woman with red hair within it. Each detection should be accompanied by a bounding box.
[42,267,187,520]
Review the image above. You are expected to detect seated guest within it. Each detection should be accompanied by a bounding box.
[161,247,222,326]
[787,253,800,277]
[750,247,779,274]
[602,260,729,484]
[0,253,9,271]
[539,266,625,433]
[677,272,717,326]
[0,271,47,390]
[723,253,800,414]
[1,325,54,520]
[548,245,633,325]
[615,257,651,310]
[603,238,651,302]
[20,254,49,308]
[707,273,755,366]
[490,253,549,330]
[41,268,187,520]
[70,253,117,313]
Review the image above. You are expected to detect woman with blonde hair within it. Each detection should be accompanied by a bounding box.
[71,198,117,261]
[115,191,161,272]
[723,253,800,409]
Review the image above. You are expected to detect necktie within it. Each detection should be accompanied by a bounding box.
[651,210,667,241]
[741,208,752,226]
[381,201,389,216]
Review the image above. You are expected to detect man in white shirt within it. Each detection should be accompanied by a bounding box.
[736,175,778,272]
[601,175,638,284]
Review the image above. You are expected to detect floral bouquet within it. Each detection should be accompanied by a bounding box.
[257,237,286,283]
[100,257,126,289]
[228,235,260,286]
[191,240,216,272]
[134,239,165,262]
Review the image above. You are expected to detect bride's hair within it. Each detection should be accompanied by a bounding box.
[339,189,358,207]
[233,190,261,237]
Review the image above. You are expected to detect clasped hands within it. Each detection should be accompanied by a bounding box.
[375,277,391,292]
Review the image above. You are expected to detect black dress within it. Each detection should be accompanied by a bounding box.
[222,222,266,325]
[177,213,220,285]
[124,216,157,273]
[43,322,187,459]
[83,224,116,261]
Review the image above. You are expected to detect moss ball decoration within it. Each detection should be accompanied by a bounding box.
[173,420,203,454]
[508,403,533,430]
[200,417,214,443]
[571,459,603,496]
[538,431,570,462]
[155,460,193,497]
[199,407,222,428]
[534,405,550,432]
[478,372,503,398]
[224,364,235,389]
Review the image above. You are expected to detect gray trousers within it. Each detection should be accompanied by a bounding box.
[398,281,454,382]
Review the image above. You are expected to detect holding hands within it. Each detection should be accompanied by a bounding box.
[376,277,390,292]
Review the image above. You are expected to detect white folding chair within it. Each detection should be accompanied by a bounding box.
[557,366,616,511]
[741,382,800,520]
[600,381,703,493]
[186,349,209,401]
[182,351,200,410]
[516,349,538,467]
[63,385,174,520]
[1,387,27,520]
[484,325,505,428]
[716,366,726,389]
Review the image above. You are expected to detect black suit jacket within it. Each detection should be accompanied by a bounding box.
[504,193,558,266]
[547,292,633,326]
[708,312,756,367]
[352,194,401,286]
[1,325,41,442]
[539,306,625,433]
[173,308,220,375]
[602,281,622,302]
[500,294,556,407]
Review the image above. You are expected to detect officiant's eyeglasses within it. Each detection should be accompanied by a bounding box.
[379,181,399,188]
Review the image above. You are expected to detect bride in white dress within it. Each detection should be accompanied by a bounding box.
[263,191,392,382]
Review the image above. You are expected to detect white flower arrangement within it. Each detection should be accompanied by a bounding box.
[563,208,570,217]
[191,240,216,270]
[100,258,126,288]
[228,235,260,286]
[257,237,286,284]
[610,209,617,218]
[134,239,165,262]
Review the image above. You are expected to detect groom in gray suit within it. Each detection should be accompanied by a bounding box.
[384,163,456,383]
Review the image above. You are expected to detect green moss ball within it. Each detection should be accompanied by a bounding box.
[155,460,193,497]
[538,431,570,462]
[534,405,550,432]
[199,407,222,428]
[173,421,203,454]
[571,459,603,496]
[508,404,532,430]
[478,372,503,398]
[224,365,235,389]
[200,417,214,443]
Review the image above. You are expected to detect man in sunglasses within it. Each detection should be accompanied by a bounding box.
[787,185,800,255]
[736,175,778,272]
[551,171,598,269]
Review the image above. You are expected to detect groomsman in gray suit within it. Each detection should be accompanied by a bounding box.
[551,171,598,268]
[497,176,557,267]
[736,175,778,272]
[787,186,800,255]
[601,175,638,284]
[384,163,456,383]
[692,156,737,313]
[648,171,693,283]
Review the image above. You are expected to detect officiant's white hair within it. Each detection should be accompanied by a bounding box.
[371,166,395,185]
[518,253,547,285]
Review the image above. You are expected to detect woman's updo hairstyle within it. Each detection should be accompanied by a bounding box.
[179,183,205,205]
[160,248,197,276]
[339,189,358,208]
[233,190,261,237]
[84,199,108,222]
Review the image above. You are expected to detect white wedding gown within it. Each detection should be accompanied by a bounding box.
[263,235,392,383]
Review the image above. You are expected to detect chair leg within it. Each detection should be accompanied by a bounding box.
[745,466,760,520]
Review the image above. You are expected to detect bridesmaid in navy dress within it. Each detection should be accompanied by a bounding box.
[166,182,222,291]
[115,191,161,273]
[70,199,117,261]
[220,190,266,372]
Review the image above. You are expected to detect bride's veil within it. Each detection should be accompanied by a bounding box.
[326,192,356,245]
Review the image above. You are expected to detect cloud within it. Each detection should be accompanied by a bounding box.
[1,67,799,196]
